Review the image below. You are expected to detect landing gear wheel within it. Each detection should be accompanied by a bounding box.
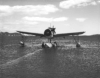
[76,43,81,48]
[54,42,57,45]
[52,42,57,48]
[42,42,45,48]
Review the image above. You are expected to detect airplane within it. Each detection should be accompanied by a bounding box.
[17,26,85,48]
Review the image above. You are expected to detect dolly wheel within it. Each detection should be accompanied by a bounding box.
[76,43,81,48]
[52,42,57,48]
[42,42,45,48]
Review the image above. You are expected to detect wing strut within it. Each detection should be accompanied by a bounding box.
[19,34,25,47]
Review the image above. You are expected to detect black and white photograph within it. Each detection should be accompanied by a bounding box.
[0,0,100,78]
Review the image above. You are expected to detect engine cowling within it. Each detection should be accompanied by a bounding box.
[44,29,51,36]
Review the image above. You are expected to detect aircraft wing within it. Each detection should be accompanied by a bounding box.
[17,31,44,37]
[54,31,85,37]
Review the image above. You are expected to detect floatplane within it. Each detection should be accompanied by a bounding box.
[17,26,85,48]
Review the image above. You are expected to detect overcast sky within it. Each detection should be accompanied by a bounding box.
[0,0,100,35]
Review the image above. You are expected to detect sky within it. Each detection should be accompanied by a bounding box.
[0,0,100,35]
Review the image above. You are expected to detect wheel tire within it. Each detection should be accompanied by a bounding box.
[76,43,81,48]
[42,43,45,48]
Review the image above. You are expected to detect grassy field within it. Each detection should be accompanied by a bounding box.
[0,35,100,65]
[0,35,100,78]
